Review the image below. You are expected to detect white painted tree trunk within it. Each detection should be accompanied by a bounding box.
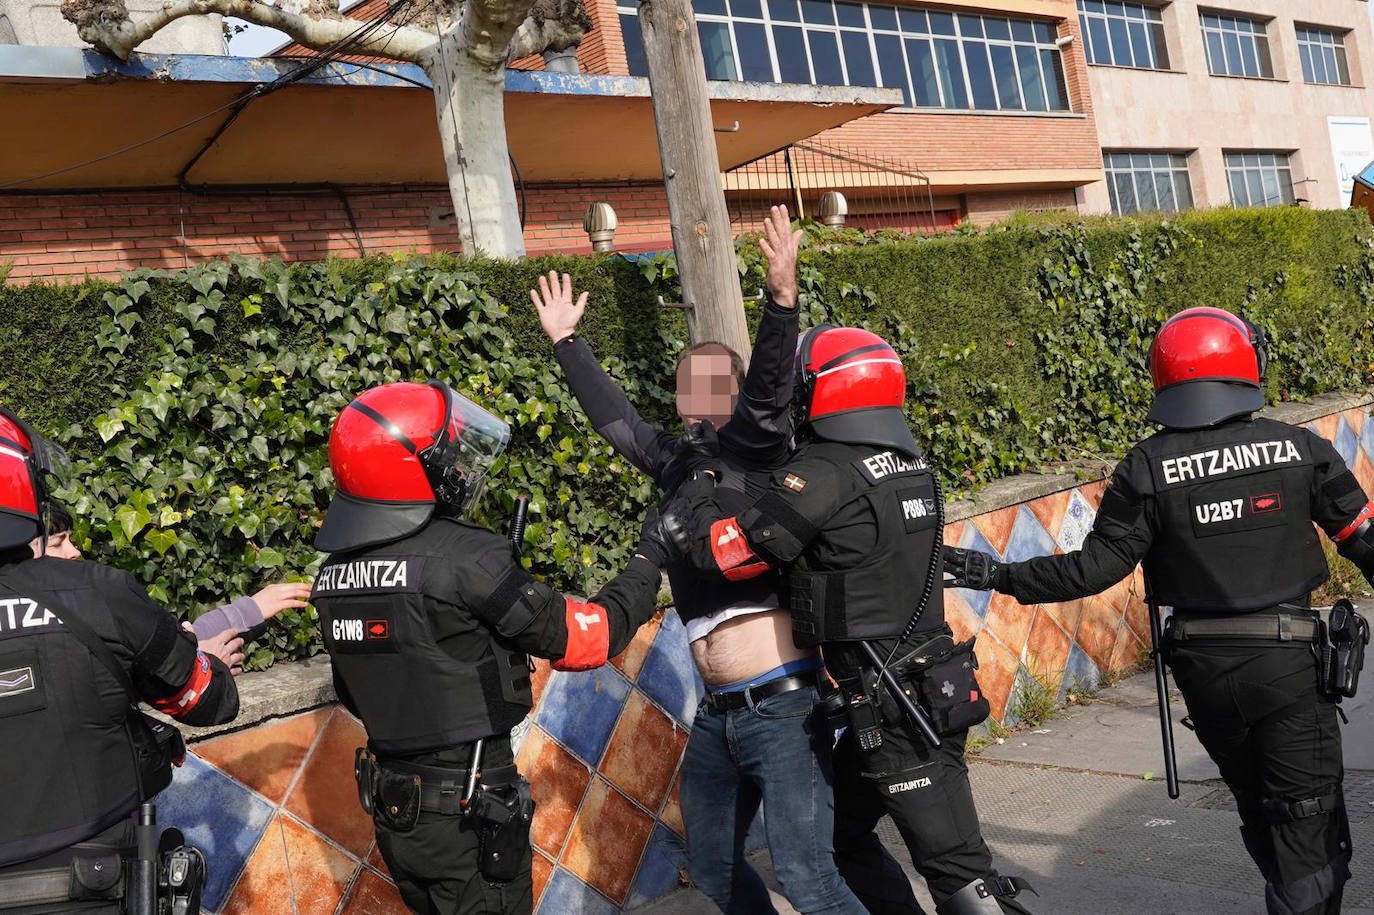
[425,42,526,259]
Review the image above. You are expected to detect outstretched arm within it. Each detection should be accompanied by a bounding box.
[719,206,804,466]
[533,271,678,482]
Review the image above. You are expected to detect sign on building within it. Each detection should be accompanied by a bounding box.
[1328,116,1374,203]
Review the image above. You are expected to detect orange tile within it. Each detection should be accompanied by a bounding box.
[365,842,392,881]
[972,508,1017,557]
[601,691,688,812]
[284,709,374,859]
[340,867,408,915]
[943,590,983,643]
[661,773,684,837]
[1024,608,1072,682]
[1356,452,1374,498]
[223,814,356,915]
[531,658,554,711]
[1026,490,1071,544]
[982,591,1034,658]
[974,635,1019,724]
[1344,407,1366,440]
[1075,597,1123,672]
[1077,479,1108,510]
[196,707,331,804]
[1309,414,1339,444]
[516,725,592,857]
[1122,591,1151,645]
[1109,623,1146,674]
[611,611,664,682]
[1040,597,1084,640]
[561,778,654,905]
[532,850,555,908]
[942,520,965,550]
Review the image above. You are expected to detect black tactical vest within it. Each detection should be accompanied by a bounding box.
[313,519,533,756]
[1138,417,1329,611]
[668,454,784,625]
[787,443,945,646]
[0,559,144,867]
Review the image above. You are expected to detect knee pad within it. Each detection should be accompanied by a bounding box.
[936,876,1034,915]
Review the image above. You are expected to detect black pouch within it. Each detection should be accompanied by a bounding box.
[127,711,185,800]
[354,748,379,816]
[68,852,122,901]
[375,770,422,833]
[912,638,991,736]
[472,778,535,883]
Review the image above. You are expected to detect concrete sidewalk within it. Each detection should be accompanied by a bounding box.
[641,658,1374,914]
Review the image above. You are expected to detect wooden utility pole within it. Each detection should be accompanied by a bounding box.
[637,0,752,359]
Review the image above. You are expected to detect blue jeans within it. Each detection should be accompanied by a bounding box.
[679,684,868,915]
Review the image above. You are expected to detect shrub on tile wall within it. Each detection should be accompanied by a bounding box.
[0,207,1370,667]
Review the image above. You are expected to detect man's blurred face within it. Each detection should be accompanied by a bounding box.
[676,352,740,428]
[30,530,81,560]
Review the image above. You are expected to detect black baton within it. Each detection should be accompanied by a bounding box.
[1147,597,1180,799]
[860,640,942,748]
[127,802,159,915]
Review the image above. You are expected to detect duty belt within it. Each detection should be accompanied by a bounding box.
[379,758,519,815]
[1167,609,1320,644]
[704,670,826,712]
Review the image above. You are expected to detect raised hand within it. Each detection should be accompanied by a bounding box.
[760,204,804,310]
[530,270,588,343]
[943,546,1002,591]
[252,581,313,620]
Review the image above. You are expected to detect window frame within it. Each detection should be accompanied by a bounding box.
[1295,24,1351,86]
[1076,1,1170,71]
[615,0,1073,113]
[1102,150,1194,215]
[1199,10,1275,79]
[1222,151,1296,207]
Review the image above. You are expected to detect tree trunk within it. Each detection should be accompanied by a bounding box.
[636,0,750,358]
[425,39,527,258]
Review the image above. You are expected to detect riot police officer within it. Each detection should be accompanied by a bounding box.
[660,327,1034,915]
[310,380,665,915]
[0,405,241,911]
[945,306,1374,915]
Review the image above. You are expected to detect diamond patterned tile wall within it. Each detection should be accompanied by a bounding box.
[154,402,1370,912]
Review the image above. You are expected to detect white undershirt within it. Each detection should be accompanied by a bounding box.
[684,603,779,643]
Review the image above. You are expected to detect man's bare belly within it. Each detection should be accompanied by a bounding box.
[691,609,811,687]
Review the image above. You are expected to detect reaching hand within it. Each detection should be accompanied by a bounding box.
[635,507,675,567]
[530,270,588,343]
[187,622,246,675]
[943,546,1002,591]
[760,205,803,310]
[252,581,313,621]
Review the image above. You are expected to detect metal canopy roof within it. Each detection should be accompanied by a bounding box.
[0,47,902,191]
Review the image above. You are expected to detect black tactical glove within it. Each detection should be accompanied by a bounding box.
[663,421,723,490]
[635,507,675,567]
[943,546,1004,591]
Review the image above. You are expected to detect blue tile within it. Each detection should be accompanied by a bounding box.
[954,525,998,619]
[1062,644,1101,700]
[1002,506,1057,564]
[537,866,620,915]
[156,753,274,912]
[636,611,704,725]
[1335,417,1359,468]
[625,825,686,909]
[1360,412,1374,462]
[536,665,631,767]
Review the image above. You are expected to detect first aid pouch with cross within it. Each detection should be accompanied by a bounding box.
[910,637,990,737]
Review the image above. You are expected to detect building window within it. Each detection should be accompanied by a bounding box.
[1224,152,1295,207]
[1200,11,1273,78]
[1077,2,1168,70]
[1296,25,1351,86]
[1103,151,1193,214]
[617,0,1071,112]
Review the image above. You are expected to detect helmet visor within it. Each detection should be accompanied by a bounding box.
[425,382,510,510]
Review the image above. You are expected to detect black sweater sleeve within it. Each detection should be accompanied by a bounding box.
[718,297,799,466]
[554,335,678,481]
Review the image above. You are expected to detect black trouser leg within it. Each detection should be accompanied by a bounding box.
[834,725,1033,914]
[1170,641,1351,915]
[375,812,532,915]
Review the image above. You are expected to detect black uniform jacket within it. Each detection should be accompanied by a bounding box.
[0,552,238,866]
[554,297,798,623]
[999,416,1370,612]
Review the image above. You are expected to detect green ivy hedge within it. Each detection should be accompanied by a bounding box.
[1,206,1370,668]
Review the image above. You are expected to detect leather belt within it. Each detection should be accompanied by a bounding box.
[378,759,519,815]
[705,671,824,712]
[1167,610,1320,644]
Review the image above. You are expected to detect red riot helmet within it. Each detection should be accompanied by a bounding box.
[794,325,918,456]
[315,381,511,553]
[0,405,70,553]
[1146,307,1267,429]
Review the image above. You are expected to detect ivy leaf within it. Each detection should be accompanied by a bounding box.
[144,529,179,555]
[257,547,286,569]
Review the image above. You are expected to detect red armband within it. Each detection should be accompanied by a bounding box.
[149,651,213,718]
[710,517,771,582]
[1335,502,1374,544]
[553,598,611,671]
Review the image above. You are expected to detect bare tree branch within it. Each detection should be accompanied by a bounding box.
[506,0,590,61]
[61,0,436,62]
